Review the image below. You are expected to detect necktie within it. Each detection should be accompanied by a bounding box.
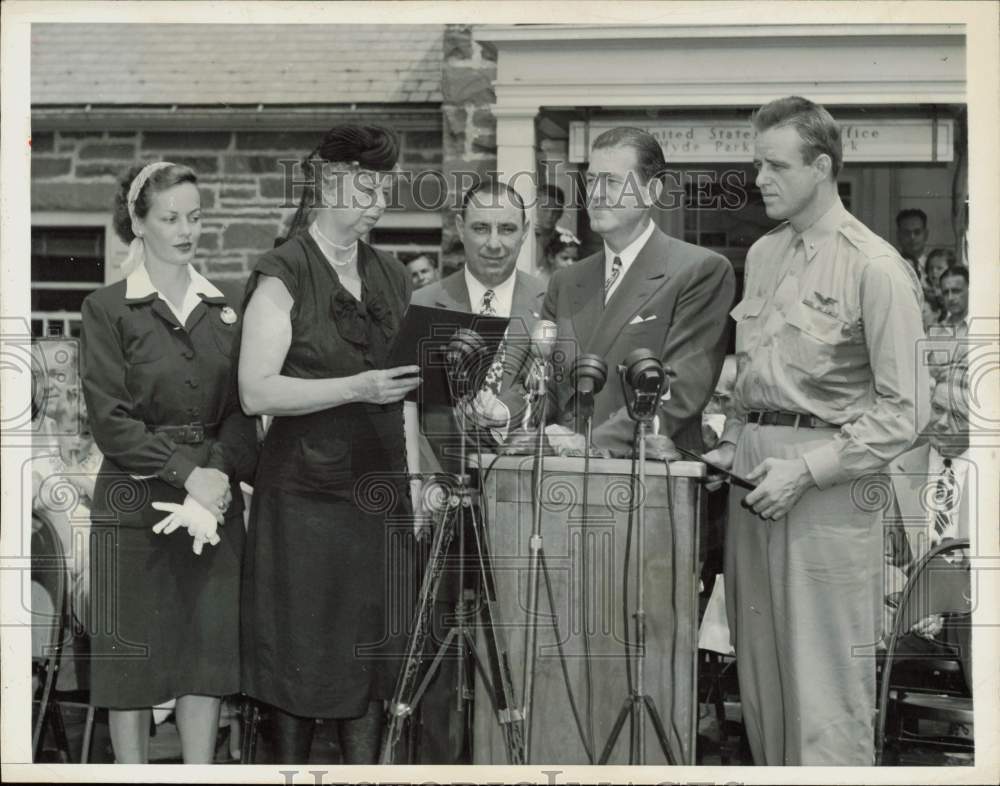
[604,256,623,301]
[932,458,957,545]
[480,289,504,394]
[480,289,497,317]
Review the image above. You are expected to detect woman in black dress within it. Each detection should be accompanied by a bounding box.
[80,162,257,762]
[238,125,422,763]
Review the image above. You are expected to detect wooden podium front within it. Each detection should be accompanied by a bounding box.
[469,454,704,765]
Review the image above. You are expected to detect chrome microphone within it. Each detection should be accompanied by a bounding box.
[530,319,558,363]
[523,320,557,429]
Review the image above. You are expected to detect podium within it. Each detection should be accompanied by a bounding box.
[469,453,705,765]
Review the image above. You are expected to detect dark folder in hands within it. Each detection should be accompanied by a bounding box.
[388,304,509,406]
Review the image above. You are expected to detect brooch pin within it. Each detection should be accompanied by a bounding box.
[220,306,238,325]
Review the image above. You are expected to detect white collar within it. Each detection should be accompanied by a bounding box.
[125,262,223,300]
[604,219,655,273]
[464,266,517,317]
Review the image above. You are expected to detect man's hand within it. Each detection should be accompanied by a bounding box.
[644,433,679,462]
[460,390,510,431]
[743,457,815,520]
[544,424,588,456]
[702,442,736,491]
[911,613,944,640]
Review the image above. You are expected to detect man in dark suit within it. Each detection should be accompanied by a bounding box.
[412,179,546,472]
[408,179,545,763]
[543,127,735,457]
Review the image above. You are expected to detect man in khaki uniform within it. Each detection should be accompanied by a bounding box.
[705,96,928,765]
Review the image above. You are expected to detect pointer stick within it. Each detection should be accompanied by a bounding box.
[671,445,758,492]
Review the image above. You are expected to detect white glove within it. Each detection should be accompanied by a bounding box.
[152,496,221,555]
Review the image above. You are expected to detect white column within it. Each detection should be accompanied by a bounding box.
[496,107,539,274]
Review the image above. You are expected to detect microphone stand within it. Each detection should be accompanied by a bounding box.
[598,358,675,765]
[521,351,608,764]
[381,333,525,765]
[578,387,598,760]
[521,352,548,762]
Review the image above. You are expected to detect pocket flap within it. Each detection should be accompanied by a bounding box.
[730,296,764,321]
[785,301,850,344]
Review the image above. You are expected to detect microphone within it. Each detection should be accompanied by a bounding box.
[530,319,558,363]
[521,320,557,431]
[571,354,608,398]
[618,348,667,422]
[446,328,487,398]
[571,354,608,422]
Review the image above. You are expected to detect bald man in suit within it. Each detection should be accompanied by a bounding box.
[412,181,546,472]
[408,179,545,763]
[544,127,734,457]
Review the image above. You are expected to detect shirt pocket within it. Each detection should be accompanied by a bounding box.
[730,296,765,354]
[783,300,866,375]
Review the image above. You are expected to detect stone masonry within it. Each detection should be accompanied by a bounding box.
[31,127,443,281]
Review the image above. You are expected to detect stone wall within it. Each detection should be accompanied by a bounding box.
[440,24,498,273]
[31,126,442,281]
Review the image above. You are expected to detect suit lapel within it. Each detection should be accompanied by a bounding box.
[510,272,543,333]
[587,229,671,358]
[185,291,226,332]
[434,271,472,312]
[569,253,605,350]
[149,297,183,330]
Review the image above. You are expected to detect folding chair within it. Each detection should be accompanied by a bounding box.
[875,538,973,765]
[31,511,97,762]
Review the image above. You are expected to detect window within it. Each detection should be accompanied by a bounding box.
[31,213,127,337]
[31,226,106,337]
[678,165,855,271]
[368,210,442,259]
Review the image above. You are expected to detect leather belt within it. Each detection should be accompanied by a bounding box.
[152,422,220,444]
[746,410,838,429]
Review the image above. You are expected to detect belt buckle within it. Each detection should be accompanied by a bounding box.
[189,422,204,442]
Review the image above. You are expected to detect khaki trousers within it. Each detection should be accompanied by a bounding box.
[724,424,883,765]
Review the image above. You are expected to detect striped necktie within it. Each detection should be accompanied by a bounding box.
[932,457,957,545]
[480,289,504,394]
[604,256,623,301]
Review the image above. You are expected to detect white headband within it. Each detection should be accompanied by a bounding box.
[127,161,175,223]
[120,161,176,276]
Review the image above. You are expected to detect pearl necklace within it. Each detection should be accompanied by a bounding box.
[310,222,357,267]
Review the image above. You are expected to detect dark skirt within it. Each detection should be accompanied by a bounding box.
[241,489,417,719]
[87,511,244,709]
